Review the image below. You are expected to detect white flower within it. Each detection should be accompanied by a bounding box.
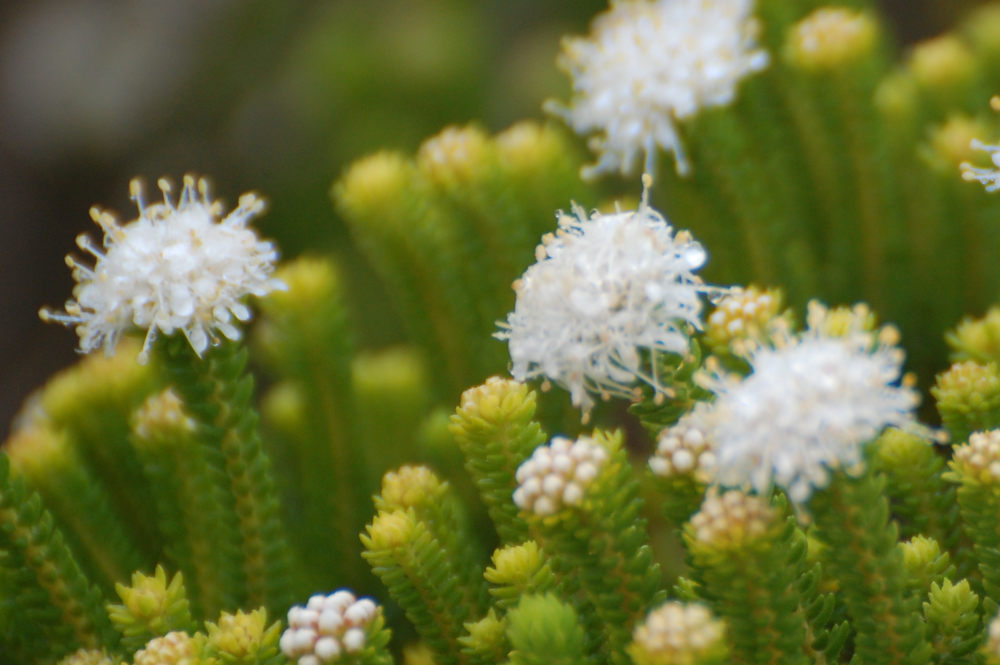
[961,141,1000,192]
[960,97,1000,191]
[40,174,284,363]
[547,0,769,178]
[496,177,708,415]
[701,302,919,503]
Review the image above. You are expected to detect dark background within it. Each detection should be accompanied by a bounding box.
[0,0,990,439]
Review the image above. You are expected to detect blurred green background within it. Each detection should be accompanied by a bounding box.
[0,0,991,439]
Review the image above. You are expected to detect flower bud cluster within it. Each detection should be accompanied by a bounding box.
[280,591,378,664]
[133,632,197,665]
[630,602,726,665]
[952,429,1000,484]
[984,612,1000,664]
[649,406,716,483]
[133,389,197,441]
[785,7,878,70]
[705,286,783,355]
[57,650,114,665]
[513,436,608,516]
[689,490,774,550]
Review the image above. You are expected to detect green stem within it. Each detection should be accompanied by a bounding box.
[159,337,296,613]
[810,469,932,665]
[132,418,240,619]
[0,453,118,659]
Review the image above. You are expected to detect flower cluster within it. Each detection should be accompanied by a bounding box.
[279,590,379,664]
[688,489,774,548]
[133,389,196,441]
[704,286,785,356]
[961,96,1000,191]
[39,175,284,363]
[547,0,769,177]
[952,429,1000,484]
[785,7,878,70]
[132,632,197,665]
[629,602,727,665]
[513,436,608,517]
[700,302,919,502]
[498,178,707,415]
[649,404,716,482]
[985,613,1000,664]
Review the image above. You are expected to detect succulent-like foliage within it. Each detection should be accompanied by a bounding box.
[130,389,240,618]
[901,536,957,599]
[948,307,1000,365]
[158,337,296,613]
[794,528,850,665]
[333,122,595,400]
[934,361,1000,444]
[684,490,810,665]
[203,608,284,665]
[459,609,508,665]
[504,594,587,665]
[809,469,932,665]
[106,566,196,656]
[947,428,1000,615]
[6,423,145,595]
[0,453,117,660]
[20,1,1000,664]
[449,377,547,545]
[254,256,375,591]
[24,343,164,566]
[869,429,966,575]
[924,579,982,665]
[375,465,487,613]
[516,431,662,664]
[361,509,469,665]
[483,541,557,613]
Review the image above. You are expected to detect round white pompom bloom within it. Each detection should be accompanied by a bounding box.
[548,0,770,178]
[41,174,285,363]
[497,181,707,415]
[701,302,919,503]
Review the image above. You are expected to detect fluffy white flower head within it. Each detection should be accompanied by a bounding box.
[547,0,770,178]
[497,176,708,416]
[960,98,1000,191]
[701,302,919,503]
[40,175,284,363]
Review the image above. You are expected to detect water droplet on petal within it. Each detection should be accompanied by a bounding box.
[681,243,706,269]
